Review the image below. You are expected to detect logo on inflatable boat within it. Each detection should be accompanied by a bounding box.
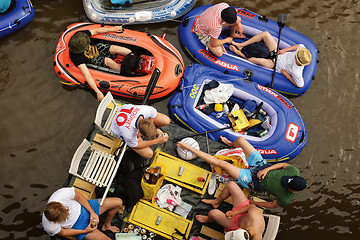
[104,33,137,43]
[285,123,299,143]
[257,149,277,155]
[236,9,255,19]
[257,84,292,109]
[198,49,239,72]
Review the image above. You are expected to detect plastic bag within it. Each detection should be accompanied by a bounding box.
[204,83,234,104]
[154,184,182,211]
[140,163,166,201]
[212,148,249,182]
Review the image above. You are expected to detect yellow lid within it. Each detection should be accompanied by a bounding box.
[214,103,223,112]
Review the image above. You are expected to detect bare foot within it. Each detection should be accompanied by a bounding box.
[102,225,120,233]
[219,136,232,147]
[229,45,246,58]
[195,215,211,223]
[201,198,221,209]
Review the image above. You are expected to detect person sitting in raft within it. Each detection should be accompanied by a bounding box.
[68,25,140,102]
[42,187,123,240]
[196,181,265,240]
[177,135,307,208]
[110,104,170,159]
[229,31,311,88]
[0,0,11,13]
[194,2,245,57]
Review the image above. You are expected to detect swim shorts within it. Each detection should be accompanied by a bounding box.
[72,199,100,240]
[237,151,267,189]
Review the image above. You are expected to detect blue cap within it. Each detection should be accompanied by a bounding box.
[281,176,307,191]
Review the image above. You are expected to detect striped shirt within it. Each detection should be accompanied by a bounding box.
[195,3,229,39]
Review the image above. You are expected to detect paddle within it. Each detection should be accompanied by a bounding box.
[100,67,159,205]
[173,125,233,142]
[270,13,287,88]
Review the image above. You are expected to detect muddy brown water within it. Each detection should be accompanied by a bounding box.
[0,0,359,239]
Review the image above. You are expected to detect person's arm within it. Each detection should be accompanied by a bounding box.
[209,36,233,48]
[133,131,168,149]
[230,16,245,38]
[177,142,224,167]
[249,199,279,208]
[57,225,95,237]
[74,190,99,225]
[89,26,123,36]
[78,64,104,102]
[278,44,300,55]
[257,163,290,179]
[280,69,301,87]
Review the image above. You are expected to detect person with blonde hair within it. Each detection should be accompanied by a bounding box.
[230,31,311,88]
[42,187,123,240]
[110,104,170,158]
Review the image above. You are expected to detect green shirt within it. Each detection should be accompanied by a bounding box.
[260,165,300,207]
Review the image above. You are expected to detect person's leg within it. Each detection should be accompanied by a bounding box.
[229,44,247,58]
[201,180,245,208]
[132,147,154,159]
[220,136,257,158]
[109,45,132,56]
[104,45,132,71]
[196,209,233,228]
[208,43,226,57]
[104,58,120,71]
[226,181,248,207]
[98,198,122,233]
[232,31,277,51]
[84,229,111,240]
[153,113,171,128]
[247,57,275,69]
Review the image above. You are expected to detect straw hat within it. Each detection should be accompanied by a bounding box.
[295,48,311,66]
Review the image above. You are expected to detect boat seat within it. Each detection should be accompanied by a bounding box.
[69,139,118,188]
[94,91,123,136]
[263,214,281,240]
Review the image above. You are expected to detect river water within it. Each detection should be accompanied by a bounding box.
[0,0,359,239]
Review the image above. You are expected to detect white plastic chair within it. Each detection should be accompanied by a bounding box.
[69,139,117,188]
[263,214,281,240]
[94,91,122,136]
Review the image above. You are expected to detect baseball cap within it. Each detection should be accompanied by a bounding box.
[69,32,90,54]
[281,176,307,191]
[225,229,250,240]
[221,7,237,24]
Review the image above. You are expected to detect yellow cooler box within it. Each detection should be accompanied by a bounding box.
[129,200,193,240]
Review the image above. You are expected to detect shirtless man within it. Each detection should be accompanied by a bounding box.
[196,181,265,240]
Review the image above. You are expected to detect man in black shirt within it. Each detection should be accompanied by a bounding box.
[69,26,138,102]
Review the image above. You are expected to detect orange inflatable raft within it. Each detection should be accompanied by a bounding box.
[54,22,184,100]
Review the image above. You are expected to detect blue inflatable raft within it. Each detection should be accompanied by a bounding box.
[178,5,318,97]
[169,64,307,162]
[83,0,197,25]
[0,0,34,38]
